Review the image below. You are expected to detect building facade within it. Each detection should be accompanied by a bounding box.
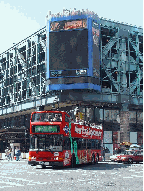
[0,9,143,154]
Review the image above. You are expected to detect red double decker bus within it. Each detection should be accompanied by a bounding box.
[28,110,103,168]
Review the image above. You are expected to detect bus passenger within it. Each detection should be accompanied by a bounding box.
[59,115,62,121]
[75,117,79,123]
[44,113,49,121]
[53,114,60,121]
[85,121,88,126]
[79,119,83,125]
[53,114,57,121]
[82,120,85,126]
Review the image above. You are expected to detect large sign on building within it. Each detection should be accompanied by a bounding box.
[46,13,101,91]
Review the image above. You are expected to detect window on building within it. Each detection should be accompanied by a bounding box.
[129,111,136,123]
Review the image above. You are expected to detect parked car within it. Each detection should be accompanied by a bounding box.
[116,150,143,164]
[129,144,141,150]
[110,152,126,162]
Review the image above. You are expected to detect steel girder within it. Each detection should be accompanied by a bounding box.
[101,22,143,99]
[0,18,143,110]
[0,27,46,108]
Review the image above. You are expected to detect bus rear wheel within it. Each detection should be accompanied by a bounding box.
[95,155,99,164]
[41,164,46,169]
[71,155,76,168]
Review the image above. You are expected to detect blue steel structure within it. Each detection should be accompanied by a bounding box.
[0,9,143,153]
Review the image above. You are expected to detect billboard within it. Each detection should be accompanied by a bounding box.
[49,30,88,70]
[46,15,101,92]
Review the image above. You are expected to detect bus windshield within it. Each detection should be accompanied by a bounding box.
[30,134,63,151]
[32,113,62,122]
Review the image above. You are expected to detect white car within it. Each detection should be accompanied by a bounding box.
[129,144,141,150]
[110,153,125,161]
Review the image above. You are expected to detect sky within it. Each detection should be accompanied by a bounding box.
[0,0,143,54]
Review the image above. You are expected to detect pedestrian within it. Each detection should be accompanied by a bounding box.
[5,148,9,160]
[114,148,118,154]
[15,147,21,161]
[102,147,105,161]
[8,148,12,161]
[118,147,121,154]
[105,147,110,153]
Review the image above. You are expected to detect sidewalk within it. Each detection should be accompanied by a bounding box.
[0,158,28,162]
[0,153,29,160]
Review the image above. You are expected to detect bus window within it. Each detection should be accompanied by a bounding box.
[53,114,62,122]
[98,140,101,149]
[95,140,101,149]
[31,113,62,122]
[63,137,71,150]
[37,135,45,150]
[95,140,98,149]
[30,135,38,150]
[87,139,91,149]
[30,135,36,149]
[45,136,54,150]
[30,134,63,151]
[91,140,95,149]
[82,139,86,149]
[77,138,82,150]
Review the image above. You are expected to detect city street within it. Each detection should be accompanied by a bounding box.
[0,160,143,191]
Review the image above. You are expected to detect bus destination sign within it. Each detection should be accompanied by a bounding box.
[35,125,59,133]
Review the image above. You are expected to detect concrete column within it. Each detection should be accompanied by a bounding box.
[120,104,130,143]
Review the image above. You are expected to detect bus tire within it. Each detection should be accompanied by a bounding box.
[91,154,95,165]
[71,155,76,168]
[41,164,46,169]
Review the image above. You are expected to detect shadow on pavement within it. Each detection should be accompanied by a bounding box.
[35,161,143,170]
